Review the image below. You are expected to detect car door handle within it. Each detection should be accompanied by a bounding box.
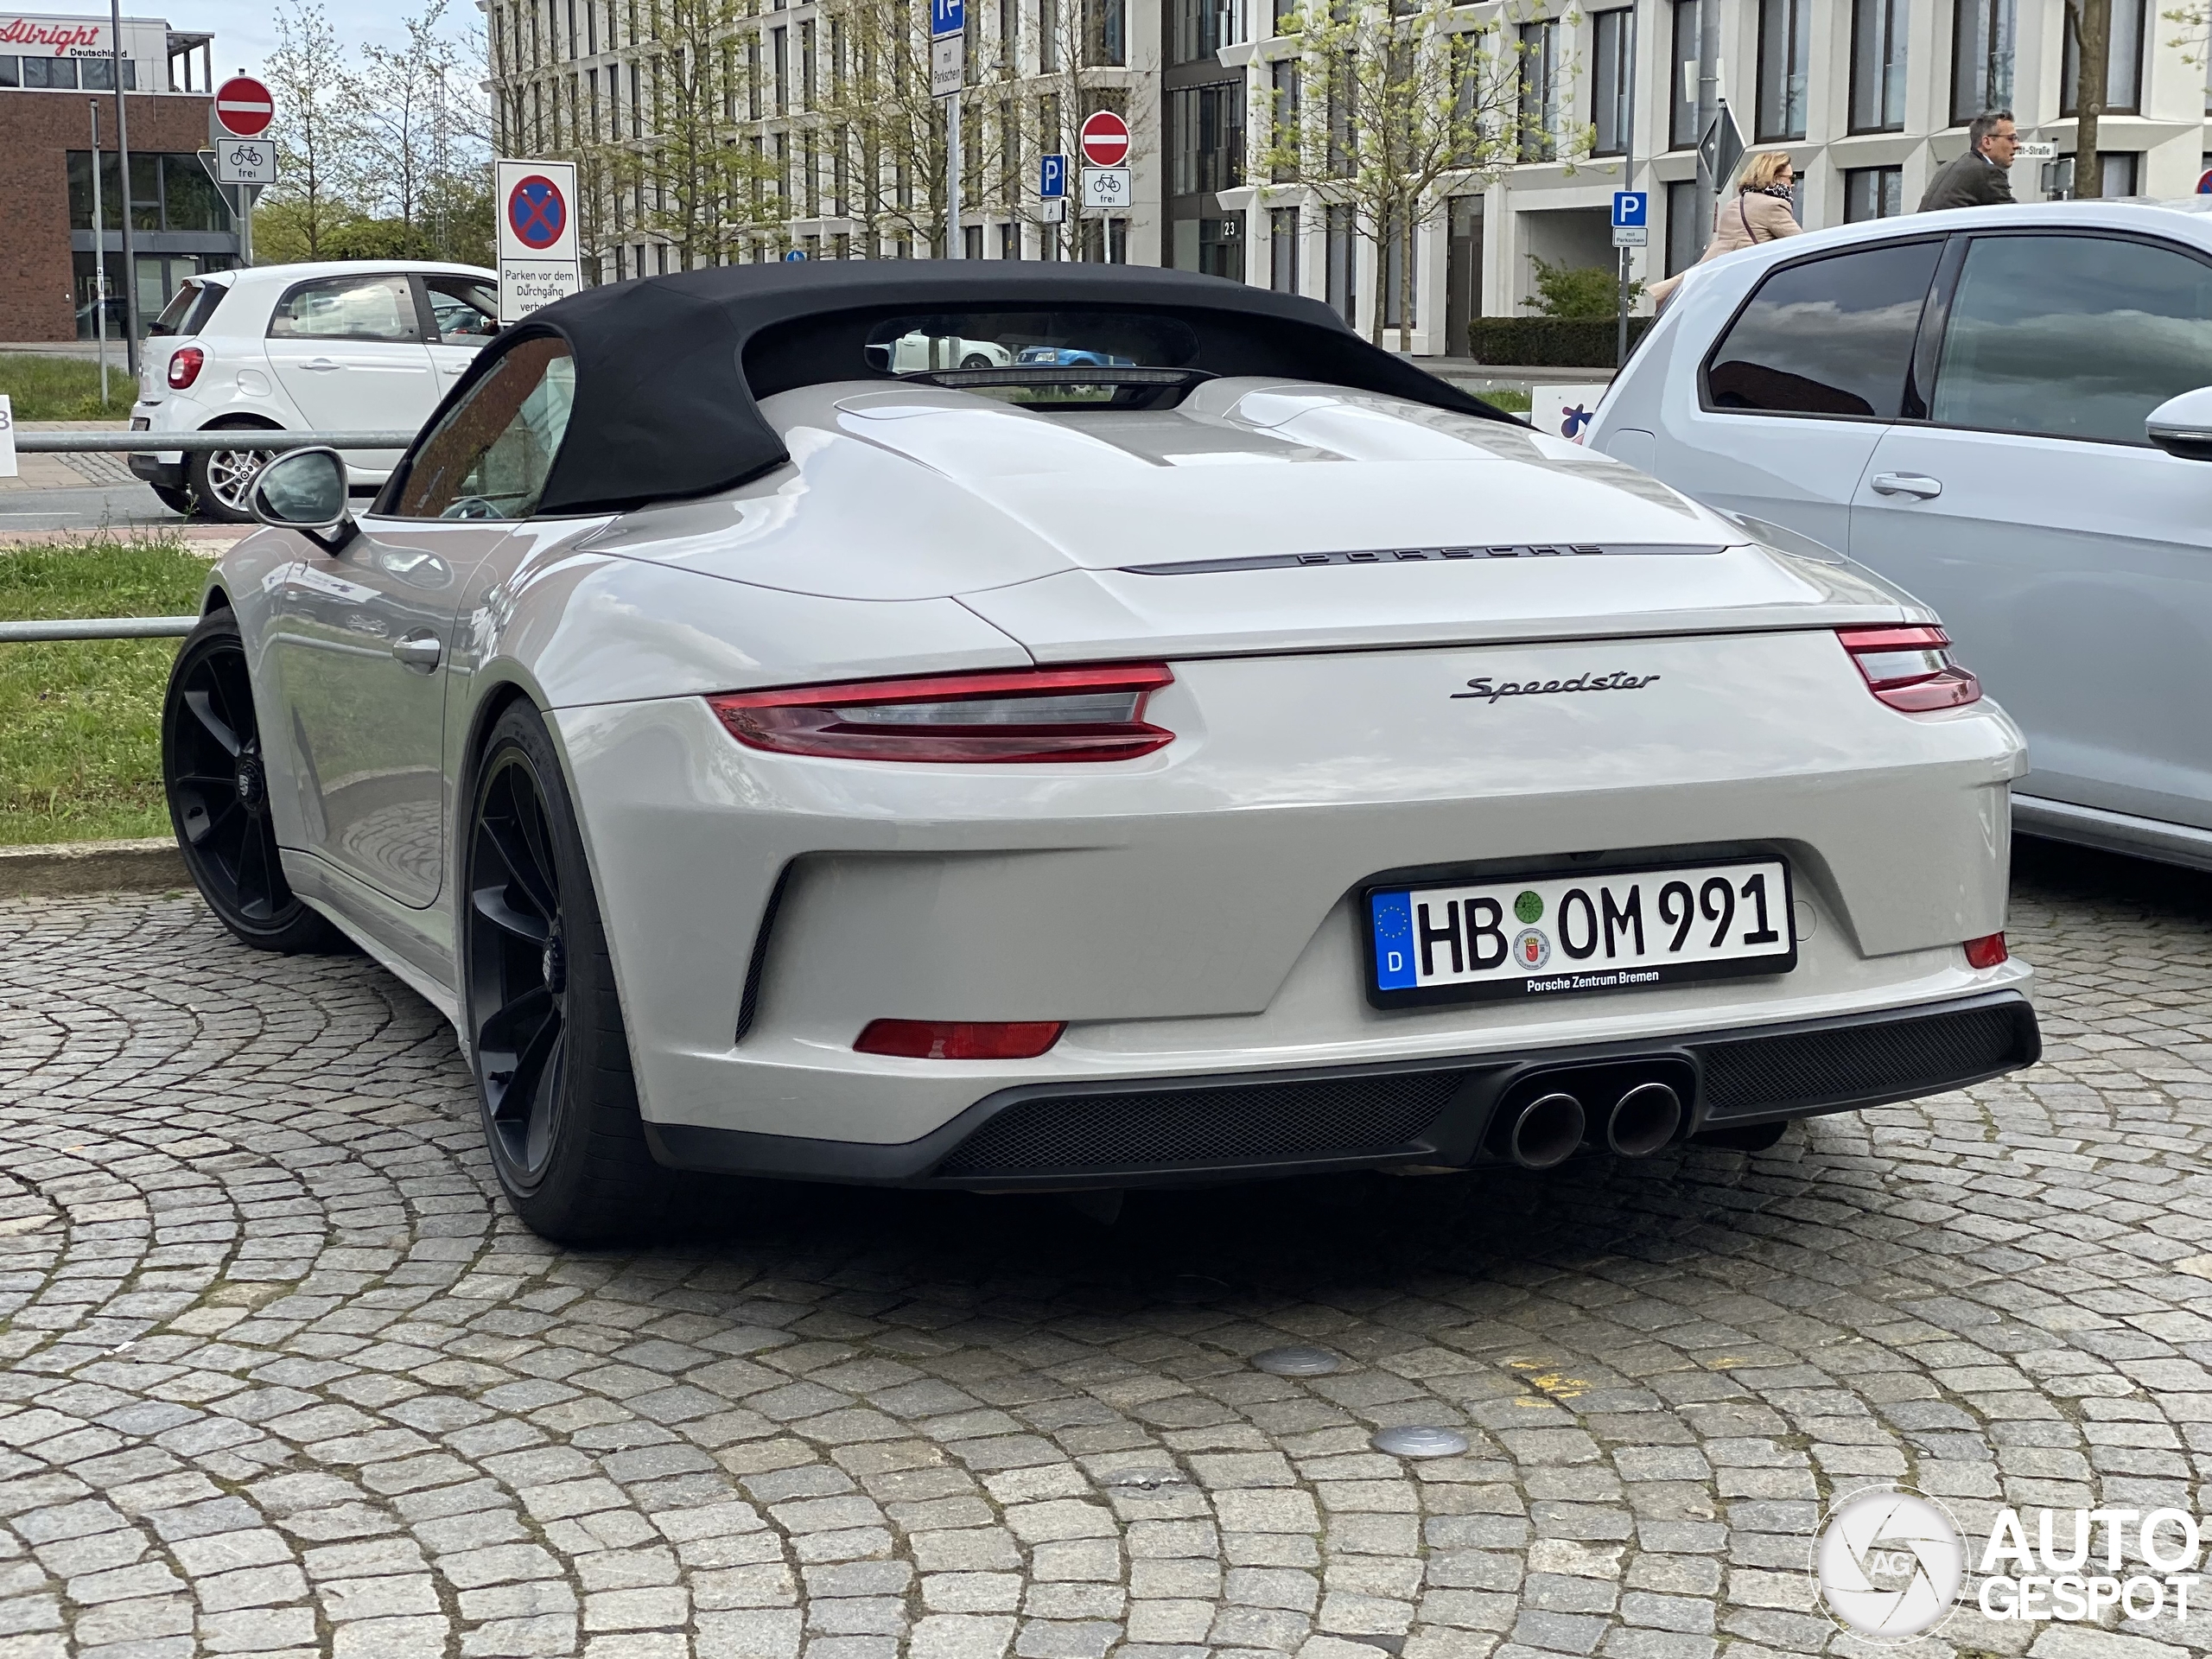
[1871,472,1942,499]
[300,357,342,372]
[391,630,442,672]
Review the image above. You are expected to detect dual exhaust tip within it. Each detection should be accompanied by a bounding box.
[1499,1079,1683,1169]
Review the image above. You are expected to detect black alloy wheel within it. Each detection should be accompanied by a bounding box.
[462,702,671,1241]
[162,610,345,953]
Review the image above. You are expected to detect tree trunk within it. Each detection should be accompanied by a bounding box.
[1397,201,1414,354]
[2072,0,2109,199]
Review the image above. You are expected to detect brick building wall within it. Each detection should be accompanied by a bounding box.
[0,87,214,341]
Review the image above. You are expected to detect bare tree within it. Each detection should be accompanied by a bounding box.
[813,0,960,255]
[261,0,360,259]
[1256,0,1575,347]
[622,0,781,266]
[1012,0,1151,260]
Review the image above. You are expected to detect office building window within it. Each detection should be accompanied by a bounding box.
[1517,18,1560,162]
[1199,217,1243,281]
[1087,0,1125,65]
[2062,0,2144,114]
[1591,8,1631,156]
[1951,0,2014,125]
[1326,202,1356,325]
[1849,0,1905,131]
[1842,164,1903,219]
[1756,0,1809,140]
[68,152,223,232]
[1270,60,1299,179]
[1665,177,1703,272]
[1173,0,1243,65]
[1271,206,1299,292]
[2045,151,2139,199]
[1670,0,1699,149]
[772,26,786,113]
[1171,79,1245,195]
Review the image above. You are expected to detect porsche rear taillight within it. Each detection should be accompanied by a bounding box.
[1836,626,1980,712]
[707,664,1175,762]
[167,346,205,390]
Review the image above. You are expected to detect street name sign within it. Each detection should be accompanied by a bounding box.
[496,158,581,324]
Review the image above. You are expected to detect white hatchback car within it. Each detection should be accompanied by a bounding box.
[130,260,500,521]
[1590,200,2212,871]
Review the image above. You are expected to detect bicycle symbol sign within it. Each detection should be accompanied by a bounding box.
[507,175,568,251]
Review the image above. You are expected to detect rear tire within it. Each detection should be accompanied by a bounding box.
[461,702,672,1243]
[162,610,348,954]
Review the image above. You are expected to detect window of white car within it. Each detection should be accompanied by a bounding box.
[424,276,500,345]
[147,277,225,338]
[390,335,575,520]
[1702,240,1942,419]
[1929,233,2212,445]
[267,273,421,343]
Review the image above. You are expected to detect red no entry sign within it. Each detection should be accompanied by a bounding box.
[214,74,274,138]
[1079,111,1129,168]
[507,173,569,251]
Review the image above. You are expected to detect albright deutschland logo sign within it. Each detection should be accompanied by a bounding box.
[1815,1487,1967,1641]
[1812,1486,2212,1638]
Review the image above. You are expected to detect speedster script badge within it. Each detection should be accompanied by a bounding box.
[1453,671,1661,704]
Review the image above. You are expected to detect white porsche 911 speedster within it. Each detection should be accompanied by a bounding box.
[162,263,2038,1242]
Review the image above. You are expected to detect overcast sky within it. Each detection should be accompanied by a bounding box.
[143,0,446,86]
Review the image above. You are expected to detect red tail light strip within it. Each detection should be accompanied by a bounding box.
[1836,625,1981,712]
[1963,933,2008,969]
[855,1020,1066,1059]
[708,664,1175,762]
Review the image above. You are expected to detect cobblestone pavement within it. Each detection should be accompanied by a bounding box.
[2,843,2210,1659]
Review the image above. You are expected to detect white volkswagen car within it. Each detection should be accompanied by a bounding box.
[161,264,2038,1243]
[1590,199,2212,872]
[130,260,499,520]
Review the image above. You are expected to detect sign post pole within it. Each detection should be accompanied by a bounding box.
[89,101,108,404]
[109,0,137,375]
[931,0,964,257]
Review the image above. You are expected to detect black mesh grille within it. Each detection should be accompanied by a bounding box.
[936,1069,1466,1179]
[1697,1002,2029,1119]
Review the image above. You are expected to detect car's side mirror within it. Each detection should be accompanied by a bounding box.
[251,446,358,551]
[2146,386,2212,461]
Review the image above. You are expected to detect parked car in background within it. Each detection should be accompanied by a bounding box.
[880,330,1013,372]
[130,260,500,521]
[1589,200,2212,873]
[1014,345,1138,367]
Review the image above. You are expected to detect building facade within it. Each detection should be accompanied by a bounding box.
[0,10,232,342]
[486,0,2212,353]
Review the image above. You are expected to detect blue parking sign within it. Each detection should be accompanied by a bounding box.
[931,0,963,37]
[1040,154,1066,199]
[1611,190,1649,228]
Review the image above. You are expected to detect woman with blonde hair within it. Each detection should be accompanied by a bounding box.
[1649,151,1802,303]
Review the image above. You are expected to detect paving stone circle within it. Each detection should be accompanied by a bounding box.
[0,840,2209,1658]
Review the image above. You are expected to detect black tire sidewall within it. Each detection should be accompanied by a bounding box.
[463,703,659,1235]
[162,609,336,953]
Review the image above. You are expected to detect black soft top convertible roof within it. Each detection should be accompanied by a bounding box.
[454,262,1512,516]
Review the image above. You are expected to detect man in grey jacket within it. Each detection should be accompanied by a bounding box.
[1919,111,2018,210]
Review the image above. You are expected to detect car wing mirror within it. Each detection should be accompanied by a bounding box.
[2145,386,2212,461]
[251,446,358,552]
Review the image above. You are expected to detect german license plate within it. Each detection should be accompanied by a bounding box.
[1366,858,1796,1007]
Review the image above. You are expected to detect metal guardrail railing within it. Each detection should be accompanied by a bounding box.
[3,429,419,645]
[0,617,199,642]
[16,430,417,453]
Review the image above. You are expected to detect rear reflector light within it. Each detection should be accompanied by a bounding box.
[855,1020,1066,1059]
[1963,932,2008,969]
[1836,625,1980,712]
[167,346,205,390]
[709,664,1174,762]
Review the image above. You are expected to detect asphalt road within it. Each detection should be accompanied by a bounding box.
[0,482,189,536]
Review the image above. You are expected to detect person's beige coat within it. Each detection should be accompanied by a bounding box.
[1649,189,1802,303]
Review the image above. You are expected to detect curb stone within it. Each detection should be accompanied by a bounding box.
[0,836,185,895]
